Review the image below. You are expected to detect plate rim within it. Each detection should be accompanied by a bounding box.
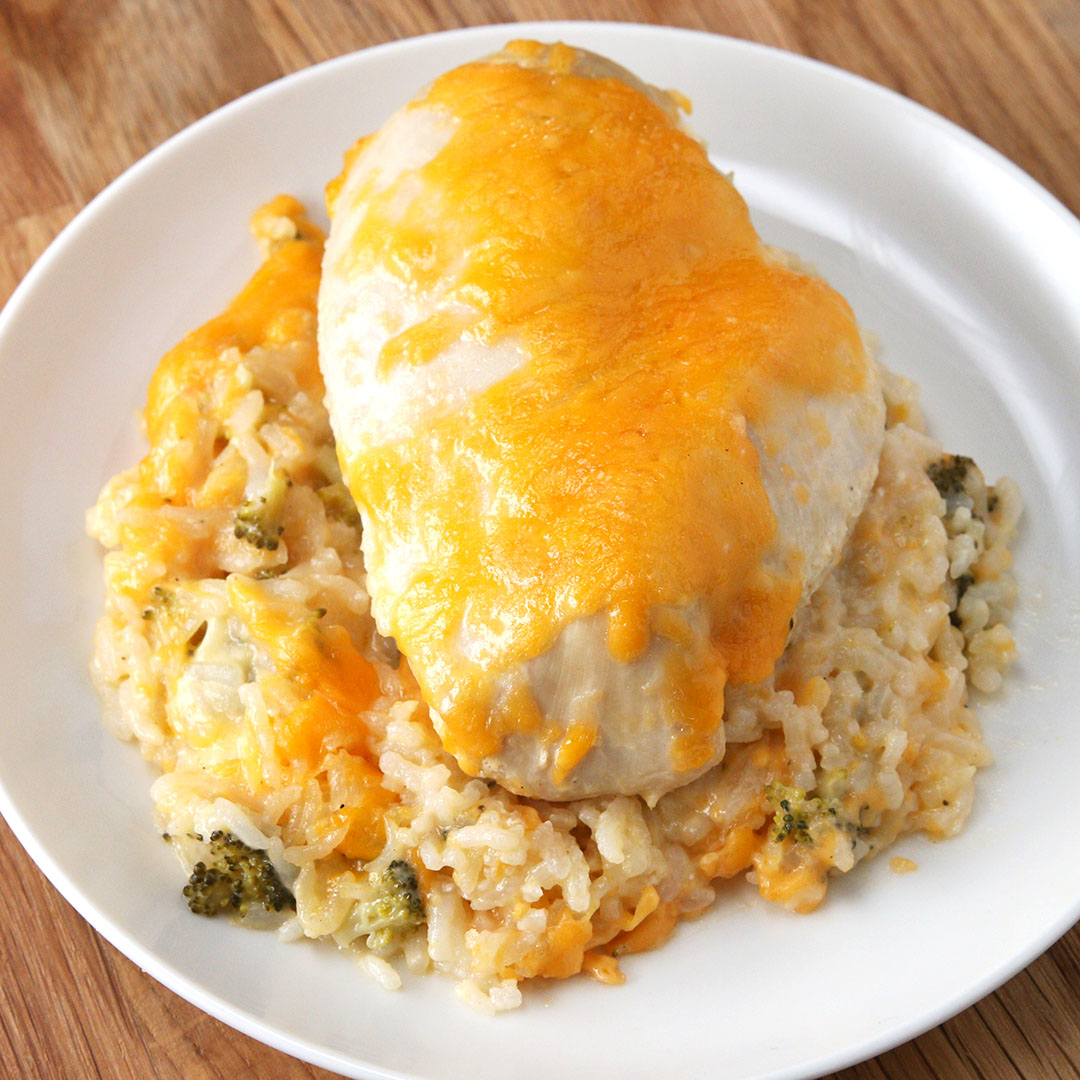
[2,19,1079,1080]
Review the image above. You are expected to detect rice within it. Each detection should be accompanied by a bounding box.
[86,197,1020,1009]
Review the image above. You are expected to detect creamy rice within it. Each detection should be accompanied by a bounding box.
[86,198,1020,1009]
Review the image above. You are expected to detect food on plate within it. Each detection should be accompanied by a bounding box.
[87,42,1020,1010]
[318,40,886,802]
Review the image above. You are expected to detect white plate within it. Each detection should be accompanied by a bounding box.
[2,21,1079,1080]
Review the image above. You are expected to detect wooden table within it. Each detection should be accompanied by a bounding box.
[2,1,1079,1077]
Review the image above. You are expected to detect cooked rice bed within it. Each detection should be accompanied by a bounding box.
[87,198,1020,1010]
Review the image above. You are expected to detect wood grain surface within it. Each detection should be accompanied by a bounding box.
[2,1,1079,1077]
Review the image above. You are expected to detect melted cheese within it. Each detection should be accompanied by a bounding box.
[141,195,324,505]
[228,577,381,763]
[327,44,871,775]
[228,577,393,859]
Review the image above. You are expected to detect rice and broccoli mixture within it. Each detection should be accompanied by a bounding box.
[87,197,1020,1011]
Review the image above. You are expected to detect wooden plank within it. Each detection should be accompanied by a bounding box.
[1,2,1078,1078]
[0,49,68,222]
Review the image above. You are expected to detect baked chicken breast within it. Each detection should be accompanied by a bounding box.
[318,41,885,802]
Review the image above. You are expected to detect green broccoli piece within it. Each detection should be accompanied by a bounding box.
[767,783,818,844]
[367,859,425,931]
[341,859,426,951]
[182,830,295,918]
[766,781,872,854]
[384,859,424,917]
[927,453,996,626]
[765,783,842,846]
[316,481,362,529]
[234,467,289,550]
[926,454,976,510]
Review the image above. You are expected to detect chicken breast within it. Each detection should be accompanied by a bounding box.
[318,41,886,802]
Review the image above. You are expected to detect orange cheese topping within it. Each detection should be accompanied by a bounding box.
[332,47,869,771]
[580,950,625,986]
[228,577,382,764]
[551,715,598,785]
[227,577,394,858]
[597,897,682,960]
[108,197,325,606]
[755,858,828,914]
[506,906,594,980]
[142,195,324,505]
[698,824,763,880]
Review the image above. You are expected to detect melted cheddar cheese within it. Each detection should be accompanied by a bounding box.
[142,195,324,507]
[326,44,871,774]
[101,198,397,865]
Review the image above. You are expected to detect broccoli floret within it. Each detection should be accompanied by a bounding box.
[234,467,289,550]
[927,453,998,626]
[766,781,871,852]
[926,454,976,511]
[182,830,295,918]
[365,860,424,933]
[927,453,975,500]
[316,481,362,529]
[383,859,424,917]
[766,783,827,844]
[765,782,853,846]
[340,859,425,952]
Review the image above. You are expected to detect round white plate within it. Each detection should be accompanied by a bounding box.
[2,22,1079,1080]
